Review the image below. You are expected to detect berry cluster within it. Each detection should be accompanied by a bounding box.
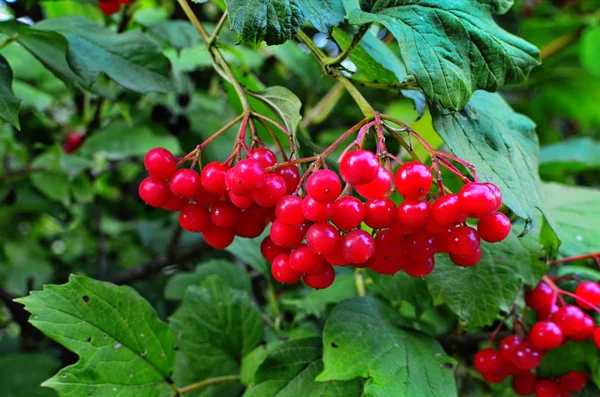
[63,132,84,153]
[475,279,600,396]
[139,147,299,249]
[99,0,130,15]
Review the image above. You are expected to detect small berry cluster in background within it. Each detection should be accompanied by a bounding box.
[474,277,600,396]
[138,112,511,290]
[99,0,131,15]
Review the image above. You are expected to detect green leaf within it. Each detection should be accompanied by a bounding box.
[431,91,555,239]
[426,231,545,328]
[164,259,252,300]
[33,16,174,93]
[244,337,364,397]
[0,353,60,397]
[225,231,270,275]
[281,272,357,316]
[2,241,53,296]
[343,0,540,109]
[170,277,262,393]
[540,137,600,173]
[367,269,432,315]
[249,86,302,136]
[224,0,305,46]
[15,275,176,397]
[319,297,457,397]
[542,182,600,257]
[538,341,600,383]
[0,54,20,128]
[296,0,345,32]
[80,122,181,160]
[147,21,202,50]
[30,171,70,206]
[271,42,323,87]
[581,26,600,79]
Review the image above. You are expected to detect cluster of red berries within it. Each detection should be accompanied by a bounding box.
[264,150,509,289]
[99,0,130,15]
[138,147,299,249]
[474,280,600,396]
[62,132,84,153]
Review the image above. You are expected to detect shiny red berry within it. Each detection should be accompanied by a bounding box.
[355,166,391,198]
[449,226,480,257]
[450,248,481,267]
[484,182,503,211]
[161,194,188,211]
[535,380,561,397]
[594,327,600,349]
[194,182,220,205]
[269,219,305,249]
[271,254,301,284]
[575,281,600,310]
[499,335,523,362]
[367,231,405,275]
[331,197,365,230]
[558,371,587,392]
[431,194,467,227]
[397,200,431,228]
[236,159,265,191]
[275,195,305,225]
[228,191,254,208]
[554,305,585,336]
[210,201,240,229]
[512,373,537,396]
[306,170,342,204]
[302,196,333,222]
[144,148,176,180]
[235,212,267,238]
[339,149,379,185]
[526,282,555,311]
[179,203,211,232]
[261,236,290,263]
[250,148,277,168]
[458,183,497,218]
[323,243,348,267]
[303,264,335,289]
[406,230,435,261]
[478,212,511,242]
[529,321,563,350]
[395,161,432,199]
[306,223,340,254]
[290,244,326,274]
[513,343,543,370]
[474,348,503,374]
[202,224,235,249]
[170,169,202,198]
[342,230,375,264]
[570,314,595,341]
[252,173,287,207]
[275,165,300,194]
[364,197,397,229]
[200,162,229,194]
[99,0,121,15]
[139,177,170,207]
[403,256,435,277]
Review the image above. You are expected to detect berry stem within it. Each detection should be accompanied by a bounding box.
[488,317,508,347]
[434,151,480,182]
[354,268,366,297]
[255,116,289,161]
[207,11,228,46]
[548,252,600,266]
[198,113,245,151]
[381,123,421,162]
[250,112,296,157]
[435,156,471,184]
[542,275,600,314]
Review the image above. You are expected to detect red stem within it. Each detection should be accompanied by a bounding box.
[542,275,600,314]
[548,252,600,266]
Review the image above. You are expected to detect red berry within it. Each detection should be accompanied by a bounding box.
[355,166,391,198]
[594,327,600,349]
[194,182,220,205]
[302,196,333,222]
[575,281,600,310]
[535,380,561,397]
[261,236,290,263]
[179,203,211,232]
[342,230,375,264]
[484,182,503,211]
[270,219,305,249]
[395,161,432,199]
[512,373,537,396]
[228,159,265,194]
[432,194,467,227]
[228,191,254,208]
[250,148,277,168]
[275,165,300,194]
[364,197,397,229]
[433,229,452,253]
[331,196,365,230]
[529,321,563,350]
[235,212,267,238]
[252,173,287,207]
[397,200,431,228]
[403,256,435,277]
[474,348,504,374]
[170,169,202,198]
[323,244,349,267]
[406,230,435,261]
[554,305,585,336]
[367,231,405,275]
[271,254,301,284]
[306,170,342,204]
[161,194,188,211]
[499,335,523,362]
[210,201,240,229]
[558,371,587,392]
[139,177,170,207]
[289,244,326,274]
[144,148,176,181]
[99,0,121,15]
[275,195,305,225]
[478,212,511,242]
[388,220,413,238]
[526,282,555,312]
[339,149,379,185]
[449,226,480,257]
[306,223,340,254]
[482,372,507,383]
[303,264,335,289]
[458,183,497,218]
[202,224,235,249]
[450,248,481,267]
[570,314,595,341]
[66,132,84,148]
[536,304,559,322]
[201,162,229,194]
[513,343,543,370]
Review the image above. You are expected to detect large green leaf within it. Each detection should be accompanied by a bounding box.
[367,269,432,315]
[249,86,302,136]
[426,231,545,328]
[542,182,600,257]
[0,353,60,397]
[147,21,202,50]
[431,91,555,239]
[0,54,20,128]
[343,0,540,109]
[296,0,345,33]
[244,337,363,397]
[170,277,263,393]
[33,16,174,93]
[164,259,252,300]
[319,297,457,397]
[224,0,305,46]
[15,275,177,397]
[540,137,600,173]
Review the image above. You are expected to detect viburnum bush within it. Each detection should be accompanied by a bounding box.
[1,0,599,397]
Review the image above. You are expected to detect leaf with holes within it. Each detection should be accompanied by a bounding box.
[15,275,176,397]
[318,297,457,397]
[343,0,539,109]
[244,337,363,397]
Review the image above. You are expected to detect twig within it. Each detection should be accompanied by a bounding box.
[174,375,240,396]
[548,252,600,266]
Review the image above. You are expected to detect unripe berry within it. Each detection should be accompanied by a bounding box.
[170,169,202,198]
[306,170,342,203]
[139,177,170,207]
[395,161,432,199]
[144,148,176,180]
[339,149,379,185]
